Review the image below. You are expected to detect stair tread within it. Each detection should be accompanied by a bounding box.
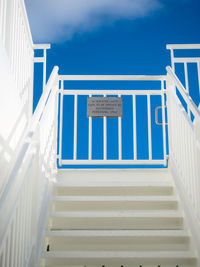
[45,229,189,237]
[42,250,196,258]
[55,181,173,187]
[50,210,183,218]
[52,195,177,201]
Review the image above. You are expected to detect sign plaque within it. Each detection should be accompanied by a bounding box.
[87,97,123,118]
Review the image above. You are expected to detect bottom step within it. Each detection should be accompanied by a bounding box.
[41,251,197,266]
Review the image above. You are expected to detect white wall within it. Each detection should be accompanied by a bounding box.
[0,0,34,195]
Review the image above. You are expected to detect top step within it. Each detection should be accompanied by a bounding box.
[55,169,173,196]
[57,169,172,183]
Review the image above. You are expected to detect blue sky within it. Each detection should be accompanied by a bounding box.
[25,0,200,76]
[25,0,200,167]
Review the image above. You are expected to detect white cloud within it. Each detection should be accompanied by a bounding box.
[25,0,162,43]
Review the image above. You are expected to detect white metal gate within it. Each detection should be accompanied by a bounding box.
[57,75,168,166]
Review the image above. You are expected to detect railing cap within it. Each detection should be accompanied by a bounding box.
[33,44,51,50]
[166,44,200,50]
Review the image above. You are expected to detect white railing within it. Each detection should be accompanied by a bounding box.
[33,44,51,91]
[58,75,168,166]
[0,0,33,119]
[167,65,200,252]
[167,44,200,118]
[0,66,59,267]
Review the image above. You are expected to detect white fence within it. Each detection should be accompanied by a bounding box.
[0,67,59,267]
[167,44,200,118]
[58,75,168,166]
[166,44,200,228]
[167,65,200,245]
[0,0,34,119]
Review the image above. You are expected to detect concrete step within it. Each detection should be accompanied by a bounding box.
[44,229,190,251]
[51,195,178,211]
[54,183,174,196]
[48,210,183,230]
[41,250,197,266]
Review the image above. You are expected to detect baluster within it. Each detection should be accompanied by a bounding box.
[73,94,78,160]
[132,94,137,160]
[15,207,20,267]
[59,80,64,166]
[184,62,191,119]
[6,230,11,267]
[118,94,122,160]
[103,94,107,160]
[197,62,200,97]
[2,245,6,267]
[147,94,152,160]
[10,220,16,267]
[161,80,167,164]
[88,94,92,160]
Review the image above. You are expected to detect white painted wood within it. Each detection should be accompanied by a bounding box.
[73,94,77,160]
[103,94,107,160]
[42,250,197,266]
[62,89,162,95]
[60,75,165,81]
[166,44,200,49]
[118,94,122,160]
[52,195,178,201]
[88,94,92,160]
[45,233,189,251]
[52,195,178,211]
[40,169,197,266]
[147,94,152,160]
[45,229,189,237]
[132,94,137,159]
[161,80,167,165]
[61,159,165,165]
[33,44,51,50]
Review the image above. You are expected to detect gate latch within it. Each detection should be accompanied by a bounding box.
[155,106,168,125]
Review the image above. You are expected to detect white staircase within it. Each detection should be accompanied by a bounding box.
[40,169,197,267]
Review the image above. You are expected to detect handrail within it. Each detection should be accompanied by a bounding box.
[30,66,59,131]
[61,89,163,95]
[0,66,59,214]
[166,44,200,50]
[33,44,51,50]
[166,66,200,120]
[59,75,166,81]
[19,0,33,46]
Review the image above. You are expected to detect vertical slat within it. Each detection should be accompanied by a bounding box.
[59,81,64,166]
[197,62,200,97]
[161,80,167,164]
[2,0,7,45]
[73,94,78,160]
[18,198,23,267]
[15,208,20,267]
[103,94,107,160]
[27,178,32,251]
[0,0,3,38]
[147,94,152,160]
[184,62,191,118]
[118,94,122,160]
[10,0,16,73]
[2,246,6,267]
[170,49,175,71]
[184,62,189,92]
[6,229,11,267]
[43,49,47,90]
[88,94,92,160]
[132,94,137,160]
[21,186,26,262]
[10,221,15,267]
